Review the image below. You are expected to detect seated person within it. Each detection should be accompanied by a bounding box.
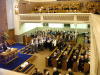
[73,49,79,57]
[53,67,60,75]
[0,43,4,53]
[33,68,43,75]
[2,43,8,51]
[52,52,57,58]
[44,69,50,75]
[70,56,77,68]
[62,51,68,59]
[78,55,84,72]
[56,49,61,55]
[68,68,74,75]
[84,54,90,63]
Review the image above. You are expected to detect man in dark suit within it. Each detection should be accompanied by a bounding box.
[0,43,4,52]
[32,68,43,75]
[53,67,60,75]
[2,43,7,51]
[78,56,84,72]
[68,68,74,75]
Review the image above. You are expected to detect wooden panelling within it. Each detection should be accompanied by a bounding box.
[43,15,74,21]
[7,29,15,41]
[77,15,89,21]
[20,16,41,20]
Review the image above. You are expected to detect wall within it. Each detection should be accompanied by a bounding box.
[0,68,26,75]
[7,29,15,41]
[20,23,89,35]
[91,14,100,75]
[0,0,8,33]
[6,0,15,29]
[20,23,43,34]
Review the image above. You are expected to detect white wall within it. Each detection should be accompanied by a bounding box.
[91,14,100,75]
[6,0,15,29]
[20,23,43,34]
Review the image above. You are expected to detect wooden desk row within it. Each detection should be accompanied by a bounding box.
[20,44,32,54]
[14,55,35,74]
[0,48,18,64]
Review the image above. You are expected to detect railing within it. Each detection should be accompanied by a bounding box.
[19,13,91,23]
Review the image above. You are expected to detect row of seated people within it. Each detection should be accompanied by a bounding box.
[67,44,90,72]
[46,43,90,74]
[46,43,73,68]
[32,67,74,75]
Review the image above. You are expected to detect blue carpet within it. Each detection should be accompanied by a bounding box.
[10,43,25,50]
[0,43,32,70]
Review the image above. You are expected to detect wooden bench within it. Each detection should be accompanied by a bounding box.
[84,62,90,73]
[45,47,58,67]
[14,55,35,74]
[72,47,83,72]
[61,45,77,70]
[66,43,80,70]
[52,46,68,68]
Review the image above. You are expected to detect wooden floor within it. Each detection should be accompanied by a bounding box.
[28,49,85,75]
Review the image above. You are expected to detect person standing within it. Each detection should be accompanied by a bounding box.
[53,67,60,75]
[52,39,57,49]
[35,37,39,53]
[31,38,35,53]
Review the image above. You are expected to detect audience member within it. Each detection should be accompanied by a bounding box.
[33,68,43,75]
[53,67,60,75]
[68,68,74,75]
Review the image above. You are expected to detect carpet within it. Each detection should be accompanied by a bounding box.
[10,43,25,50]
